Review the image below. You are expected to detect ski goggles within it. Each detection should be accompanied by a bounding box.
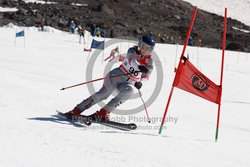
[138,42,154,53]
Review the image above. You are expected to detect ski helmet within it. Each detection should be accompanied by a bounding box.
[138,34,155,54]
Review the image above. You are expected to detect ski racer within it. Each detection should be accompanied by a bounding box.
[65,34,155,121]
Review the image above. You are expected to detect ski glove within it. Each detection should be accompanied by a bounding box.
[134,81,142,90]
[138,65,149,73]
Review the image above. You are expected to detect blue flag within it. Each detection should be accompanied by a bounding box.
[91,39,104,49]
[16,30,25,37]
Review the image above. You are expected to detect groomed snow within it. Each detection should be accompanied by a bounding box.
[0,21,250,167]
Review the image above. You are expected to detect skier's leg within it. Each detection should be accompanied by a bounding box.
[104,55,111,61]
[79,35,81,43]
[108,56,115,62]
[76,74,115,112]
[103,83,134,112]
[83,34,86,44]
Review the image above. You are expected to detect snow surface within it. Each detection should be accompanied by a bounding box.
[22,0,57,4]
[1,2,250,167]
[183,0,250,26]
[0,7,18,12]
[1,21,250,166]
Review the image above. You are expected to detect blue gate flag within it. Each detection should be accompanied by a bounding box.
[91,39,104,49]
[16,30,25,37]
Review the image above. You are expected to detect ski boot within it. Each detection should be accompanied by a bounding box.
[89,108,110,122]
[64,107,81,118]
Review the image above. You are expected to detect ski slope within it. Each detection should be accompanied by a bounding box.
[0,22,250,167]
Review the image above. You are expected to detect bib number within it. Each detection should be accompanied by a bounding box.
[127,67,140,81]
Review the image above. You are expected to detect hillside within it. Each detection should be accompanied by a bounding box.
[1,0,250,52]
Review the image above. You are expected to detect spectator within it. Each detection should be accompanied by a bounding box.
[90,23,96,36]
[110,27,114,38]
[188,36,194,46]
[77,25,85,43]
[39,18,45,31]
[198,38,202,47]
[69,20,76,33]
[95,27,101,37]
[102,30,107,38]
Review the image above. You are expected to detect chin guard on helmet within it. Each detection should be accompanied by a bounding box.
[138,35,155,54]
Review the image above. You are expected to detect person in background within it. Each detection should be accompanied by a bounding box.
[109,27,114,38]
[39,18,45,31]
[95,27,101,37]
[69,20,76,33]
[77,25,85,44]
[90,23,96,36]
[104,46,119,62]
[188,36,194,46]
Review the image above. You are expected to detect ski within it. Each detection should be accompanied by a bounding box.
[56,111,137,131]
[56,110,92,126]
[90,118,137,131]
[75,114,137,131]
[99,121,137,131]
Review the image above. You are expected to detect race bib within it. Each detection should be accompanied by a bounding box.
[119,58,142,82]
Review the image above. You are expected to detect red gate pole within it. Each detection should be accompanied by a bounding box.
[158,87,175,134]
[215,8,227,142]
[158,7,198,134]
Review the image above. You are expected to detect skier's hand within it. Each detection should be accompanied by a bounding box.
[134,81,142,89]
[138,65,149,73]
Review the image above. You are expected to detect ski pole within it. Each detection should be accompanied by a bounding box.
[60,73,130,91]
[138,90,151,123]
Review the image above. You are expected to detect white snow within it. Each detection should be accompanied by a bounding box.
[0,7,18,12]
[1,24,250,167]
[1,3,250,167]
[71,3,88,7]
[183,0,250,26]
[232,26,250,33]
[22,0,57,4]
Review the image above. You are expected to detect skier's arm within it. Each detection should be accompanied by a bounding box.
[127,47,140,59]
[140,58,153,81]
